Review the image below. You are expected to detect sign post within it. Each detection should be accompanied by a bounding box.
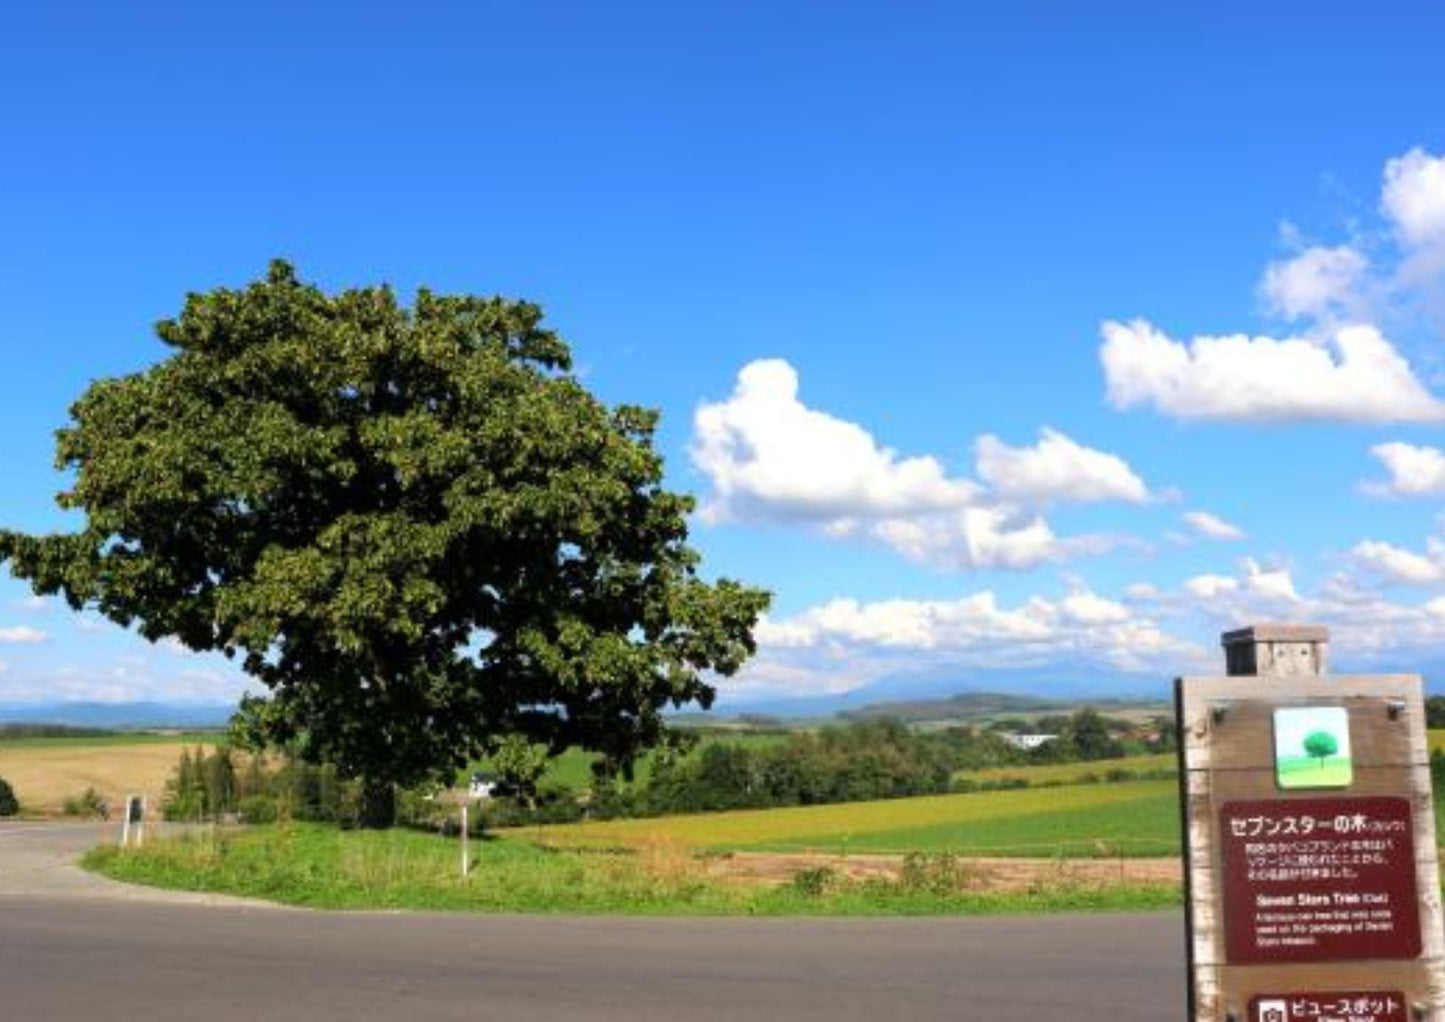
[1178,624,1445,1020]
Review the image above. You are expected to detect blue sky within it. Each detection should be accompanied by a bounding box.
[6,2,1445,705]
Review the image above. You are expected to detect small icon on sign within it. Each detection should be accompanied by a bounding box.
[1256,999,1288,1022]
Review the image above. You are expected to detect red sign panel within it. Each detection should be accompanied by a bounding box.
[1221,796,1420,963]
[1249,992,1406,1022]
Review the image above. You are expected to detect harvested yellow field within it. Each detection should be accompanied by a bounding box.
[0,742,207,814]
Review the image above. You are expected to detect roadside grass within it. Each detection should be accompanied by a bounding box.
[83,822,1180,915]
[522,779,1181,856]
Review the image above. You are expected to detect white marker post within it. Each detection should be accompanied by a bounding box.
[460,801,469,878]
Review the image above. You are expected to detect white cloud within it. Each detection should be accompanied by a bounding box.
[1382,148,1445,250]
[1349,538,1445,586]
[1183,574,1239,599]
[1124,582,1161,601]
[1183,510,1246,541]
[733,584,1205,698]
[870,506,1072,571]
[692,358,977,523]
[694,359,1149,571]
[1242,558,1300,603]
[1260,245,1369,322]
[0,626,47,644]
[975,428,1150,504]
[1061,588,1130,624]
[1365,442,1445,497]
[1100,320,1445,423]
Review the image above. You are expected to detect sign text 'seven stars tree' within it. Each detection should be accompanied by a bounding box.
[0,262,770,826]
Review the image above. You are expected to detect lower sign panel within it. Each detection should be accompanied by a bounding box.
[1221,796,1421,963]
[1250,992,1406,1022]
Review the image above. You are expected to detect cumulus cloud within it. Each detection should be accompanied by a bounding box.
[1383,148,1445,251]
[1350,538,1445,586]
[1260,245,1369,322]
[0,626,47,644]
[734,584,1205,698]
[692,358,977,523]
[1365,442,1445,497]
[1184,574,1239,599]
[694,359,1152,570]
[1183,510,1246,541]
[1242,558,1301,603]
[1100,319,1445,423]
[975,428,1150,504]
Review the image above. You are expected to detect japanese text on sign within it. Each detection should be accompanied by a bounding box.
[1221,797,1421,963]
[1251,991,1405,1022]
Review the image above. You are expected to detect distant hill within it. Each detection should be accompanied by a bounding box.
[0,701,233,729]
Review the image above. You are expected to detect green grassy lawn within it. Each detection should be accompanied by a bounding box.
[83,821,1179,915]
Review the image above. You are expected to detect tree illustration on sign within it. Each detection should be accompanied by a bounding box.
[1302,730,1339,769]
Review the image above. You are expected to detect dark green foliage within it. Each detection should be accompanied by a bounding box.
[0,776,18,816]
[1426,697,1445,729]
[0,262,768,827]
[1302,730,1339,765]
[626,719,956,817]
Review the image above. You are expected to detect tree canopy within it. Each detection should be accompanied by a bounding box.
[0,262,769,820]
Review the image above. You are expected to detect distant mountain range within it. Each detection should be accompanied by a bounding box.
[711,655,1445,718]
[711,662,1171,718]
[0,701,233,729]
[3,652,1443,730]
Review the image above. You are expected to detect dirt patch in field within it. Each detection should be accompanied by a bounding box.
[706,851,1180,892]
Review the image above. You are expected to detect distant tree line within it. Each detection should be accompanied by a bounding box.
[487,709,1163,826]
[0,723,115,739]
[160,708,1169,831]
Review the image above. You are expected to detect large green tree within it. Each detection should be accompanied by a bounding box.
[0,262,769,825]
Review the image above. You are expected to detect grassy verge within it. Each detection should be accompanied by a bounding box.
[82,822,1179,916]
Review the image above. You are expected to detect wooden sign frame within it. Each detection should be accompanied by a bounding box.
[1177,674,1445,1019]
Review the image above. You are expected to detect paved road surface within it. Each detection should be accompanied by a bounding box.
[1,822,1184,1020]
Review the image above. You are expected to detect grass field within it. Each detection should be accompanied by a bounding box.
[522,779,1181,857]
[0,738,217,812]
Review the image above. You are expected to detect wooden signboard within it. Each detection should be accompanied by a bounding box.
[1178,626,1445,1021]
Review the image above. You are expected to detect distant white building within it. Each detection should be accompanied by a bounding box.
[1001,733,1058,751]
[468,773,499,799]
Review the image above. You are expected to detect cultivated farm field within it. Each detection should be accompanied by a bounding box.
[0,737,216,813]
[525,778,1181,857]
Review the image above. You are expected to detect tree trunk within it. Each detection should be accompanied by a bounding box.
[357,776,396,829]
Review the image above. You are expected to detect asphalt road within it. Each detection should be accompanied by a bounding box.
[1,822,1185,1020]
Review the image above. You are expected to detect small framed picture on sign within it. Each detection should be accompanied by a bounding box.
[1273,706,1353,789]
